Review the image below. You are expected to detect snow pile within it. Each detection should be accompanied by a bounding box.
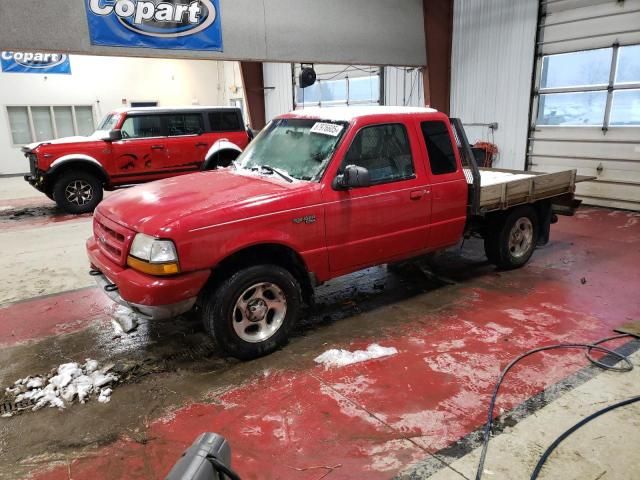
[5,359,118,411]
[112,305,139,333]
[314,344,398,368]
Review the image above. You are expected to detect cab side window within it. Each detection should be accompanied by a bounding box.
[209,111,243,132]
[165,114,203,136]
[120,115,162,139]
[421,121,458,175]
[342,123,415,184]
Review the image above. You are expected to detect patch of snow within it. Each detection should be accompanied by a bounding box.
[473,169,534,186]
[5,358,117,412]
[112,306,138,333]
[314,344,398,368]
[98,388,113,403]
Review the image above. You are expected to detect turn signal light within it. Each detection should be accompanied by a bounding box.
[127,256,180,276]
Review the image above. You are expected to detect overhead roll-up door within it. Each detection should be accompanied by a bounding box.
[528,0,640,211]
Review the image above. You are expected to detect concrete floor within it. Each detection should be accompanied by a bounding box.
[0,178,639,480]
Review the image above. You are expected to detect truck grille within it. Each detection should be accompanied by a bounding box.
[93,212,135,266]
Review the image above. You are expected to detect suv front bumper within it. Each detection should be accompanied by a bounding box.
[87,237,210,320]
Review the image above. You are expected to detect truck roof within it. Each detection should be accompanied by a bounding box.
[283,106,438,122]
[111,106,240,115]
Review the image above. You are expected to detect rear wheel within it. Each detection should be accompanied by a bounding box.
[201,265,302,360]
[53,171,103,214]
[484,206,539,270]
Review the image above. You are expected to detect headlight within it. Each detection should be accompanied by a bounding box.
[127,233,180,276]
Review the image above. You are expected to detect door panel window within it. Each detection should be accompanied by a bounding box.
[120,115,163,139]
[53,107,74,138]
[31,107,54,142]
[7,107,31,144]
[75,106,95,136]
[165,114,203,136]
[342,124,414,184]
[420,121,458,175]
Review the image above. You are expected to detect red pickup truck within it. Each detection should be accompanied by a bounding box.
[23,106,251,214]
[87,107,583,359]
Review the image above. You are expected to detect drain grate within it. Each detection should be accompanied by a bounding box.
[0,398,36,416]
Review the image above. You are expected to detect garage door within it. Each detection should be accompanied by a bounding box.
[528,0,640,211]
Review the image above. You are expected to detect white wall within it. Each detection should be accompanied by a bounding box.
[263,63,294,123]
[0,55,245,175]
[451,0,538,170]
[384,67,425,108]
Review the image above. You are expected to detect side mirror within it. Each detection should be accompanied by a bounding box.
[333,165,371,190]
[106,129,122,142]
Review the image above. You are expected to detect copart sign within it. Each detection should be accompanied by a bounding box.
[85,0,222,51]
[1,52,71,74]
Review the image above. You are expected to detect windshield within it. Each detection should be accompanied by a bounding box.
[95,113,121,133]
[236,118,347,181]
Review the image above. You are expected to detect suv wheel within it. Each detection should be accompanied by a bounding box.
[202,265,302,360]
[53,171,103,214]
[484,205,539,270]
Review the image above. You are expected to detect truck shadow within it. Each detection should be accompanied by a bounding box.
[121,239,496,373]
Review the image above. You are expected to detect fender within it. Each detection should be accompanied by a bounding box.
[203,140,243,169]
[48,154,108,180]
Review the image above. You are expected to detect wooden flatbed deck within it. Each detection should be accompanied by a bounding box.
[464,167,592,212]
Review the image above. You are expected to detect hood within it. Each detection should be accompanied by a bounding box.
[98,169,321,235]
[23,133,103,152]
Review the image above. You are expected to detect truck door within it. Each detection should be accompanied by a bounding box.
[163,112,208,172]
[323,121,432,273]
[111,114,169,181]
[417,120,468,250]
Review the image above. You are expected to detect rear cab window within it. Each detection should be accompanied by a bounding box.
[420,121,458,175]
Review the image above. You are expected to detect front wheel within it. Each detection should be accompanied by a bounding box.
[201,265,302,360]
[484,205,539,270]
[53,171,103,214]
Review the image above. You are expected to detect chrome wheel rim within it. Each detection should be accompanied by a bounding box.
[64,180,93,206]
[509,217,534,258]
[232,282,287,343]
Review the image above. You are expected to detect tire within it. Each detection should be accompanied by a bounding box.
[201,265,302,360]
[52,171,103,214]
[484,205,539,270]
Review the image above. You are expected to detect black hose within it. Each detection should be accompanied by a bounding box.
[475,334,635,480]
[530,394,640,479]
[207,456,242,480]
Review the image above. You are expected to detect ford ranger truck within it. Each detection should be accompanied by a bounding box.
[23,106,251,214]
[87,106,587,360]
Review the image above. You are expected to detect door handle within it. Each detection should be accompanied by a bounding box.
[195,142,208,148]
[410,189,427,200]
[151,145,164,150]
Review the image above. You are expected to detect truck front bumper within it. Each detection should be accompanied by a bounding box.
[87,237,211,320]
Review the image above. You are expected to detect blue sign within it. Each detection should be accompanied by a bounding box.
[1,52,71,75]
[85,0,223,51]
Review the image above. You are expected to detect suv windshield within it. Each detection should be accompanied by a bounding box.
[236,118,347,181]
[95,113,121,133]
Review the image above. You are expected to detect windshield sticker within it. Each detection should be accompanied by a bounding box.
[310,122,343,137]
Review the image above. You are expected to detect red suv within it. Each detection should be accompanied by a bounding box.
[23,106,252,213]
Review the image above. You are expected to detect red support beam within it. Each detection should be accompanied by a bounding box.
[423,0,454,115]
[240,61,267,130]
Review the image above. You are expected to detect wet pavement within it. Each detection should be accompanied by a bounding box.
[0,203,639,480]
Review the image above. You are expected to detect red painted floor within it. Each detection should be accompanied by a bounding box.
[0,288,111,347]
[17,208,640,479]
